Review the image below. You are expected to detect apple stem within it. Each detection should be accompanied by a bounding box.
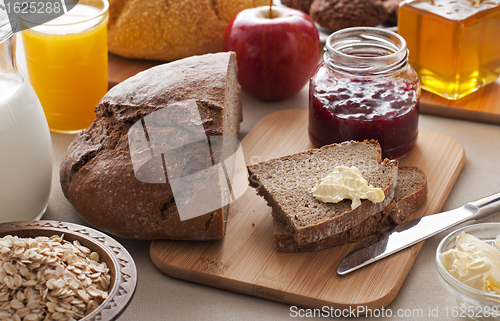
[269,0,273,19]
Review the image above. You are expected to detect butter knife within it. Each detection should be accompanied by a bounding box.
[337,191,500,275]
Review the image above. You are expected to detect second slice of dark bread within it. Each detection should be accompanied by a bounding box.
[248,140,398,245]
[382,166,428,224]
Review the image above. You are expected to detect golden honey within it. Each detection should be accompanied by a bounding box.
[398,0,500,100]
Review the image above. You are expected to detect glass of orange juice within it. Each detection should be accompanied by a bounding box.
[20,0,108,133]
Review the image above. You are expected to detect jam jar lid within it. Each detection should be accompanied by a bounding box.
[323,27,409,76]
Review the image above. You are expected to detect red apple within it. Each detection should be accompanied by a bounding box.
[223,6,321,101]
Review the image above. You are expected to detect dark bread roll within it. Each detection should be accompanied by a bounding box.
[280,0,314,13]
[309,0,389,32]
[382,0,404,25]
[60,52,242,240]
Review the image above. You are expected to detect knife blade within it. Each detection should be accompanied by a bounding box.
[337,191,500,275]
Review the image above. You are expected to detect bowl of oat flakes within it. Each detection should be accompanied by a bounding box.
[0,220,137,321]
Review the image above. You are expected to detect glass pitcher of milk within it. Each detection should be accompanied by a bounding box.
[0,5,52,222]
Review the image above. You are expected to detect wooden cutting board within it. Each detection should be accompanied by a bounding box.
[150,109,465,311]
[108,54,500,124]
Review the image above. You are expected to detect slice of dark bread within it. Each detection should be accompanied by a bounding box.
[273,211,385,252]
[272,166,427,252]
[248,140,398,245]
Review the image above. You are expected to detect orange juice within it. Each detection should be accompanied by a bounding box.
[22,0,108,133]
[398,0,500,100]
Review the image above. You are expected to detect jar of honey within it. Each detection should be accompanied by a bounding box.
[398,0,500,100]
[309,27,420,160]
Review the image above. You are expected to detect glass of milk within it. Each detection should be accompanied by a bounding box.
[0,6,53,222]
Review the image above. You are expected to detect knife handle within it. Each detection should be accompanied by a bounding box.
[469,191,500,221]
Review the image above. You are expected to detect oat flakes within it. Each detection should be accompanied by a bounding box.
[0,235,111,321]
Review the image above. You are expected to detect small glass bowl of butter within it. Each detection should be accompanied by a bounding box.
[436,223,500,320]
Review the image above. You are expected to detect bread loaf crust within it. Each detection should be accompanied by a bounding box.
[107,0,269,61]
[60,52,242,240]
[273,211,385,252]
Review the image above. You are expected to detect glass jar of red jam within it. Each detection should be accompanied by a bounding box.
[309,27,420,159]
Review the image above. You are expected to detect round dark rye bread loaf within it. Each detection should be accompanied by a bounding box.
[60,52,242,240]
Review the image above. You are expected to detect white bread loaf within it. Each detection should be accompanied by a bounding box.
[108,0,269,61]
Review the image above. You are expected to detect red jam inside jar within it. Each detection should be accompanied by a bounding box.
[308,27,421,160]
